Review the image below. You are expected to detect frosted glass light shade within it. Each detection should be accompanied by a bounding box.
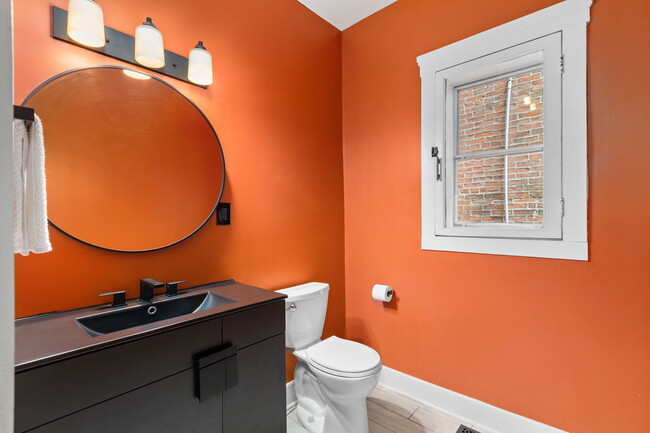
[188,41,213,86]
[135,18,165,69]
[67,0,105,48]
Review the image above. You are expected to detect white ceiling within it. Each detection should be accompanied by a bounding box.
[296,0,398,31]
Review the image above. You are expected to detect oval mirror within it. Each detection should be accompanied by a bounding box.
[24,67,225,252]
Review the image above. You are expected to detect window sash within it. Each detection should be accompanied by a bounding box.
[434,33,563,240]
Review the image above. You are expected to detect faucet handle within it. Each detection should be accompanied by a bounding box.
[140,278,164,288]
[165,280,188,297]
[99,291,126,308]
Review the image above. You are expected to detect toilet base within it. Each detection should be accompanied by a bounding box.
[292,357,378,433]
[296,404,324,433]
[294,362,327,433]
[295,392,372,433]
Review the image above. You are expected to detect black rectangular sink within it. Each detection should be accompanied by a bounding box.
[76,292,236,337]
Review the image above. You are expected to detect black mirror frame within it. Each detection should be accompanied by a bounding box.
[22,65,226,253]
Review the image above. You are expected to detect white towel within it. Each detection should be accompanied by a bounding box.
[13,115,52,256]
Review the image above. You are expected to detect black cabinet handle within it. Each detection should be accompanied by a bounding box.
[195,344,238,402]
[225,349,238,390]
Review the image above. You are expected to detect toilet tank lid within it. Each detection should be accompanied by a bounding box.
[276,282,329,302]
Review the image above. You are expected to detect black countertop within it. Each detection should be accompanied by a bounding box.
[15,280,286,372]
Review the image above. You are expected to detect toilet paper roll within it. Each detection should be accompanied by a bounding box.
[372,284,393,302]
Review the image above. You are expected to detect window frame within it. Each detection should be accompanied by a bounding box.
[418,0,591,260]
[437,34,562,240]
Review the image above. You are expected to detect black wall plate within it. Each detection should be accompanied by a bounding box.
[217,203,230,226]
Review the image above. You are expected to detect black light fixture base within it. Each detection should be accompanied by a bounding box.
[51,6,206,88]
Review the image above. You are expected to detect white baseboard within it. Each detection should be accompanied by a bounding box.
[379,366,568,433]
[286,380,297,413]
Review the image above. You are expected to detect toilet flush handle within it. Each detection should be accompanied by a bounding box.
[288,303,297,312]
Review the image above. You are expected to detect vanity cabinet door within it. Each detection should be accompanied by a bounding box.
[29,368,222,433]
[16,317,223,431]
[223,334,286,433]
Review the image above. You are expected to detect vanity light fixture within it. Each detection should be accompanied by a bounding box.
[188,41,213,86]
[51,6,210,88]
[66,0,105,48]
[135,17,165,69]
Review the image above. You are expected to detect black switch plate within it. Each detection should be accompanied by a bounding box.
[217,203,230,225]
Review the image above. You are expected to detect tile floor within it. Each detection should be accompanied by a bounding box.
[287,385,471,433]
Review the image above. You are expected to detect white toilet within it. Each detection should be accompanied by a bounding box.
[277,282,382,433]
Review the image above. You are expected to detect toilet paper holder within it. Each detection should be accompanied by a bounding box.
[372,284,394,302]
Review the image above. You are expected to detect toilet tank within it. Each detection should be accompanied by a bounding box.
[276,282,329,350]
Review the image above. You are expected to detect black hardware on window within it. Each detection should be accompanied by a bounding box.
[432,147,441,181]
[13,105,34,122]
[98,291,127,308]
[165,280,188,297]
[139,278,164,303]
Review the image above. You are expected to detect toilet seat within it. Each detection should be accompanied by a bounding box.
[307,336,381,378]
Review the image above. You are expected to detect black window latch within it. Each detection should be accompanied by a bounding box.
[432,147,441,180]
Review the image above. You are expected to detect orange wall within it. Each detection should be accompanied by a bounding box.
[13,0,345,379]
[342,1,649,433]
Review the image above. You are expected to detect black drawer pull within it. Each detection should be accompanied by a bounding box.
[195,344,238,402]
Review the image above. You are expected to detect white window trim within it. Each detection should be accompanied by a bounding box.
[418,0,591,261]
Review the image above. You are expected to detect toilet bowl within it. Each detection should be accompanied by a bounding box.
[277,283,382,433]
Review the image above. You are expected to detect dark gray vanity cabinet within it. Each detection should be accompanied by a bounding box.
[28,368,223,433]
[15,300,286,433]
[222,304,287,433]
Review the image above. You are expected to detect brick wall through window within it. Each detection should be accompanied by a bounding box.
[455,69,544,225]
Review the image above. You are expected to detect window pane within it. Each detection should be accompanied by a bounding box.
[456,156,506,224]
[455,151,544,226]
[507,151,544,224]
[457,69,544,155]
[507,70,544,149]
[457,82,507,155]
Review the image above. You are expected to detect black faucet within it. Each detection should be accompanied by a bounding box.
[139,278,164,303]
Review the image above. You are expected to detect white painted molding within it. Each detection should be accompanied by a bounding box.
[379,366,568,433]
[417,0,592,71]
[421,237,588,261]
[286,380,297,413]
[0,0,14,431]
